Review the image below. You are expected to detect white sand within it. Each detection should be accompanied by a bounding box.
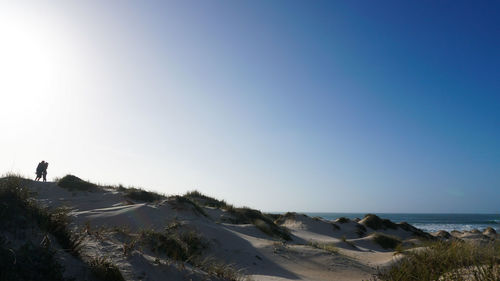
[21,180,432,281]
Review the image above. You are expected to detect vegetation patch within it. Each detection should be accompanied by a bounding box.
[122,187,163,202]
[57,175,99,192]
[226,207,291,241]
[372,240,500,281]
[138,228,206,262]
[361,214,398,230]
[184,190,230,209]
[309,241,338,254]
[0,177,83,256]
[89,256,125,281]
[195,257,249,281]
[356,224,367,237]
[336,217,350,224]
[274,212,298,224]
[372,233,401,249]
[170,196,208,217]
[0,177,91,280]
[0,238,66,281]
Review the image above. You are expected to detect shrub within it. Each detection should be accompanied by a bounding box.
[57,175,99,192]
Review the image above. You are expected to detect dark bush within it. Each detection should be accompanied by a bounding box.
[0,241,66,281]
[57,175,99,192]
[124,188,163,202]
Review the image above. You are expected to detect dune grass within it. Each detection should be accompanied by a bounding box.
[0,177,84,256]
[119,186,164,202]
[372,240,500,281]
[89,256,125,281]
[0,239,66,281]
[57,174,99,192]
[184,190,230,209]
[226,207,292,241]
[182,191,291,240]
[0,176,126,281]
[170,195,208,217]
[362,214,398,230]
[336,217,350,223]
[309,241,339,254]
[356,224,367,237]
[195,257,250,281]
[372,233,401,249]
[138,227,206,262]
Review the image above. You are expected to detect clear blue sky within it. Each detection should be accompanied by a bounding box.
[1,1,498,213]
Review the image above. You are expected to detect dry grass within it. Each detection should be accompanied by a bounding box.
[371,240,500,281]
[309,241,339,254]
[195,257,251,281]
[138,228,206,262]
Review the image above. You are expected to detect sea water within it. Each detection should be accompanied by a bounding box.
[305,213,500,233]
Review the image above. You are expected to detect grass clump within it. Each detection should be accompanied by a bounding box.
[226,207,291,241]
[89,256,125,281]
[372,233,401,249]
[309,241,338,254]
[0,177,83,256]
[372,240,500,281]
[336,217,350,224]
[121,187,163,202]
[0,239,66,281]
[139,228,206,262]
[57,175,99,192]
[170,195,208,217]
[196,257,249,281]
[184,190,230,209]
[361,214,397,230]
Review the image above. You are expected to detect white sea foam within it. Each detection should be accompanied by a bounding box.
[413,223,498,233]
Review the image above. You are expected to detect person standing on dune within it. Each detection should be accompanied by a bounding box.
[42,161,49,182]
[35,160,45,181]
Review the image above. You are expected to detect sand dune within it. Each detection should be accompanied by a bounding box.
[1,177,495,281]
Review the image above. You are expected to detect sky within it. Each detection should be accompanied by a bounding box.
[0,1,499,213]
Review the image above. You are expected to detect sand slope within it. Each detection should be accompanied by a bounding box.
[19,180,432,281]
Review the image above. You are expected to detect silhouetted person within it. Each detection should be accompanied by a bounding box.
[42,162,49,182]
[35,161,45,181]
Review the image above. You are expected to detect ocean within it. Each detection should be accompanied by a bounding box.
[305,213,500,233]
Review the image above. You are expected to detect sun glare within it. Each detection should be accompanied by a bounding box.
[0,6,75,129]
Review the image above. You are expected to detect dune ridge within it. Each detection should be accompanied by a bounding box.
[0,175,497,281]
